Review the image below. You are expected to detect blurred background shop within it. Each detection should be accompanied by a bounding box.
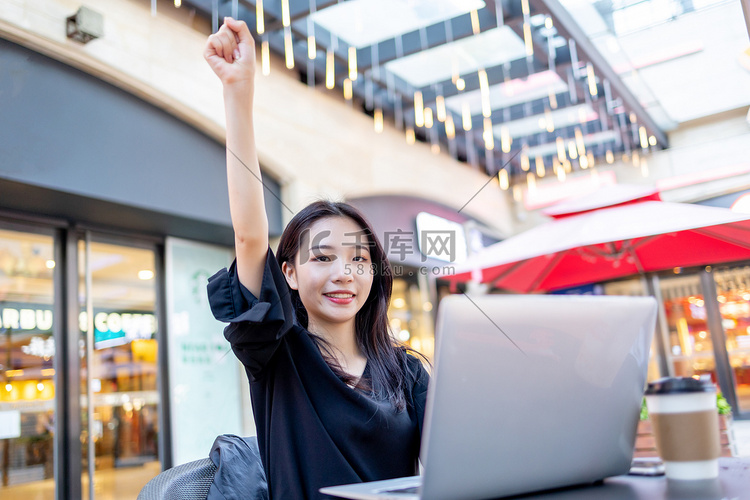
[0,32,282,499]
[553,260,750,420]
[2,0,750,498]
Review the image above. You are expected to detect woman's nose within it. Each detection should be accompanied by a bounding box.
[331,259,353,282]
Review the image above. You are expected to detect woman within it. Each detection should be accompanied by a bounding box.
[204,18,429,499]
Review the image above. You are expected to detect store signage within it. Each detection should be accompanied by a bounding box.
[2,303,155,349]
[79,311,156,349]
[1,307,53,331]
[414,212,468,263]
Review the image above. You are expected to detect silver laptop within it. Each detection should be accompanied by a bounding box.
[321,294,657,500]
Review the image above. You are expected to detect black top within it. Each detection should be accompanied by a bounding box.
[207,248,430,499]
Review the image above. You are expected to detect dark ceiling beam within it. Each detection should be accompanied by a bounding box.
[531,0,668,147]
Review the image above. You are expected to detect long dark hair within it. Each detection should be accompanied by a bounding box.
[276,200,419,412]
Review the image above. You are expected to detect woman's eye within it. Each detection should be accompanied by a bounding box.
[313,255,331,262]
[353,255,369,262]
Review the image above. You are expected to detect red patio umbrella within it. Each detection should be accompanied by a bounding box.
[445,193,750,293]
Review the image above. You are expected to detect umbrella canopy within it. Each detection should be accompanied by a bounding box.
[445,201,750,293]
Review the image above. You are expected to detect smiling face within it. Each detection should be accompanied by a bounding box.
[281,216,375,336]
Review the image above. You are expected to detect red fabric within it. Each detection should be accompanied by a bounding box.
[455,220,750,293]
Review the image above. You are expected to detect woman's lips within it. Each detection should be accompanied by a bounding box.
[324,292,355,304]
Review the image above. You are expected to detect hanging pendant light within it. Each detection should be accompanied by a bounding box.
[261,37,270,76]
[436,95,446,122]
[374,109,383,134]
[406,127,416,145]
[574,128,586,157]
[445,114,456,139]
[483,117,494,150]
[343,78,353,100]
[325,49,335,89]
[414,91,425,128]
[513,185,523,202]
[281,0,290,27]
[567,140,578,160]
[424,107,434,129]
[527,172,536,192]
[499,169,509,190]
[521,0,533,57]
[283,26,294,69]
[348,47,358,81]
[500,126,511,153]
[307,19,316,60]
[523,22,533,57]
[470,10,481,35]
[639,126,649,149]
[548,88,558,110]
[256,0,264,34]
[535,156,546,177]
[579,153,589,169]
[478,69,491,118]
[586,63,598,97]
[462,103,472,131]
[556,137,566,163]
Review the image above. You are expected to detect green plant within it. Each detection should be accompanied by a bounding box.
[640,397,649,421]
[640,392,732,420]
[717,392,732,415]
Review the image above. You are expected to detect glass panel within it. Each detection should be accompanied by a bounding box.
[659,274,717,381]
[80,239,160,499]
[714,266,750,414]
[310,0,485,48]
[0,228,55,500]
[384,27,527,88]
[389,276,435,360]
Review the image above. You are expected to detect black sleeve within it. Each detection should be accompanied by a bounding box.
[207,247,295,380]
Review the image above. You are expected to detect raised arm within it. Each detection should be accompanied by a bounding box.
[204,17,268,297]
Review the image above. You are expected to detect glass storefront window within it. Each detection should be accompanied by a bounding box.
[389,274,435,360]
[79,239,160,499]
[659,274,717,382]
[0,228,55,499]
[713,265,750,414]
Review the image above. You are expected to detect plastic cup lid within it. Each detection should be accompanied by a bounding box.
[645,376,716,395]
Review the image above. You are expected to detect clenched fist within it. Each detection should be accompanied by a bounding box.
[204,17,256,88]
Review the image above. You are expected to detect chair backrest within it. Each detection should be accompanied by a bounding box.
[137,458,217,500]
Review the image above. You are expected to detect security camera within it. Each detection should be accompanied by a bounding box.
[66,6,103,44]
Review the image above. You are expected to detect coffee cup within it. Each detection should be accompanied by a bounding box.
[644,376,721,480]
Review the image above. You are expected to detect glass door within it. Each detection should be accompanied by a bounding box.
[713,265,750,415]
[0,227,56,500]
[79,234,161,499]
[659,274,718,381]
